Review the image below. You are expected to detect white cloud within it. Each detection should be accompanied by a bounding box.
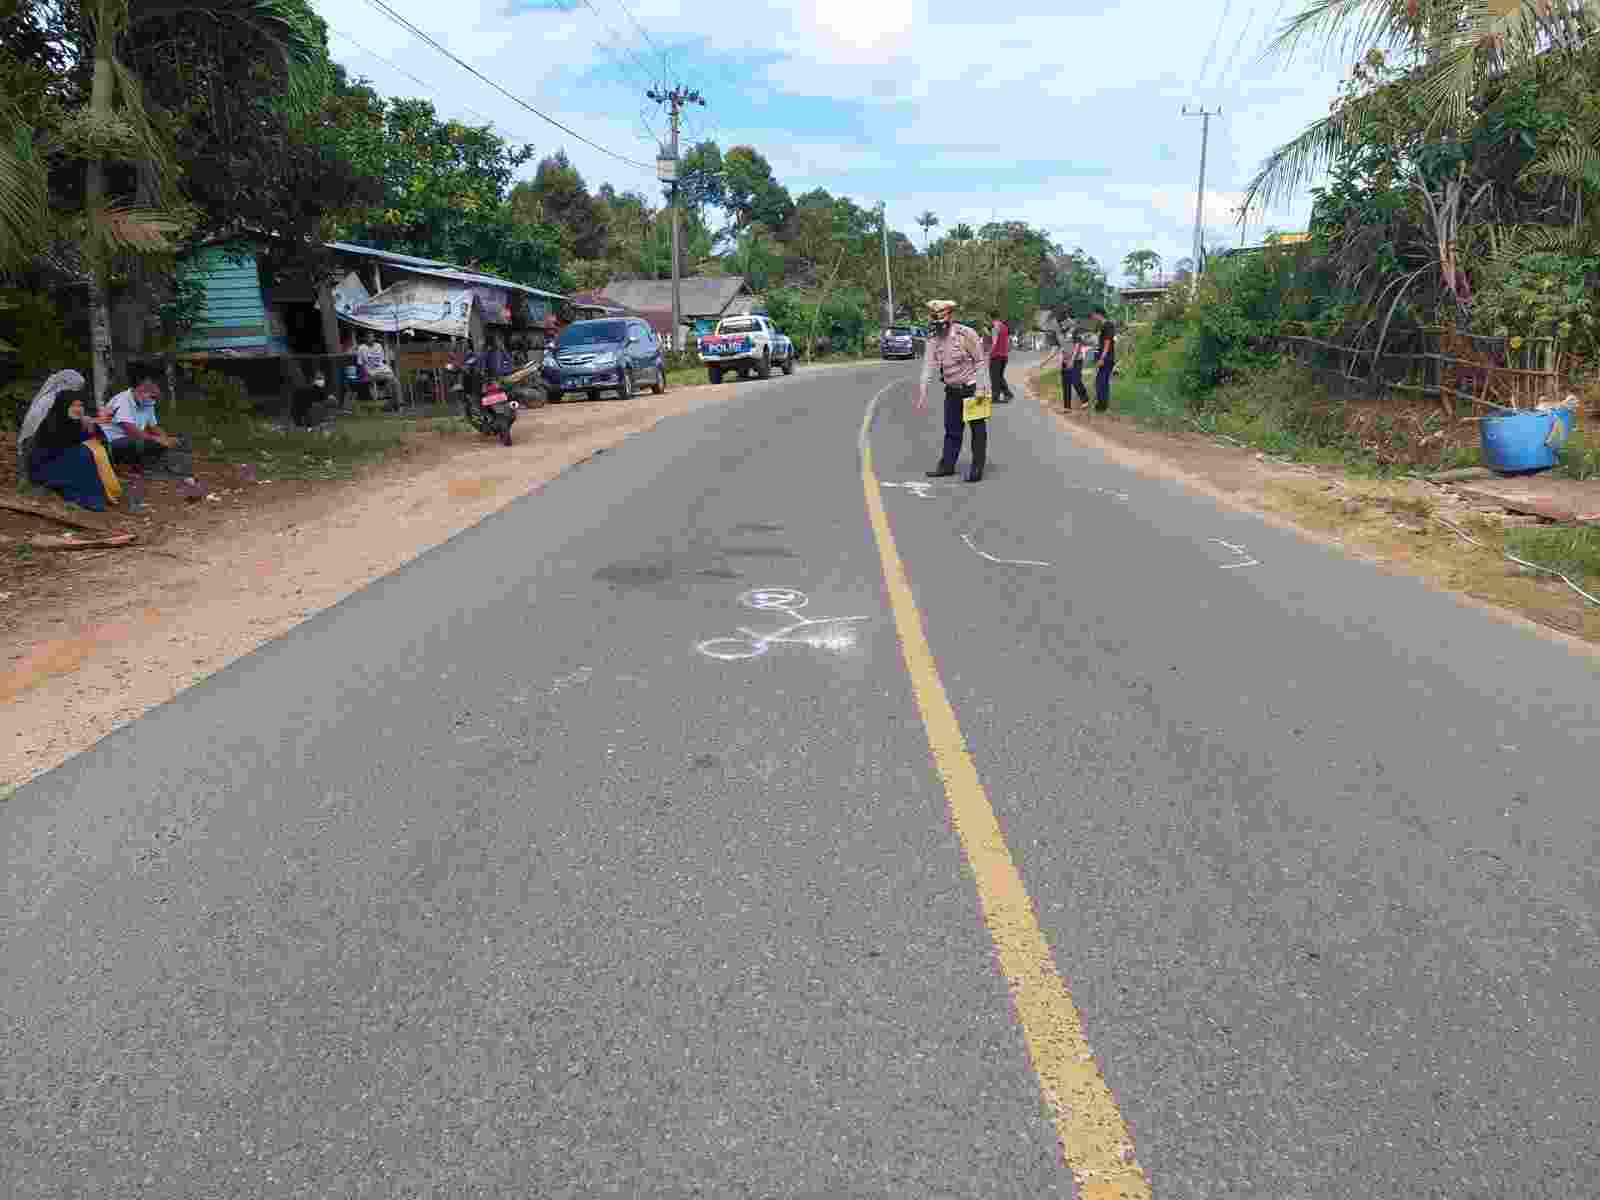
[315,0,1352,283]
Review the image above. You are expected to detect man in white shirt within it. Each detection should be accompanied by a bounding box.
[356,333,388,378]
[355,333,396,408]
[99,375,180,472]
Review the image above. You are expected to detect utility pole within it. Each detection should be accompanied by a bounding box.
[649,85,705,352]
[1182,105,1220,295]
[879,202,894,326]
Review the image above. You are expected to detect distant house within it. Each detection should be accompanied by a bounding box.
[598,276,755,347]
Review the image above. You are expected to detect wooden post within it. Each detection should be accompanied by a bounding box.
[317,280,341,355]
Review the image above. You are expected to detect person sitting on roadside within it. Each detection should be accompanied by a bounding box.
[291,372,330,428]
[98,374,184,475]
[356,333,397,408]
[22,371,122,511]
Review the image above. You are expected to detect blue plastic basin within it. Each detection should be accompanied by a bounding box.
[1480,409,1565,473]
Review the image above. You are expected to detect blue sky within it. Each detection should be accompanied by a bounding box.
[318,0,1351,283]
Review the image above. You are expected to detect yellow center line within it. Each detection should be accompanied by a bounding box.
[859,380,1150,1200]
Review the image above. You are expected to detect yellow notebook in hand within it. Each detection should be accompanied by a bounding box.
[963,392,992,423]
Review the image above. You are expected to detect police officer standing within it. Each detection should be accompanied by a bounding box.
[916,299,992,482]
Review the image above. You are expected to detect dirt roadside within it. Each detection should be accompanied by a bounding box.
[0,366,869,791]
[1023,369,1600,659]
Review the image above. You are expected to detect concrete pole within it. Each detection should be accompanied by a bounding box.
[1183,106,1220,296]
[880,202,894,326]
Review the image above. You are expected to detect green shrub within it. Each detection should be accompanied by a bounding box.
[0,289,86,382]
[186,368,253,419]
[1555,428,1600,481]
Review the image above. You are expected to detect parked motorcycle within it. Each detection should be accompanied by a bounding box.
[475,381,518,445]
[449,360,518,446]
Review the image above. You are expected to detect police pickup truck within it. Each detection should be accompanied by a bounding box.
[696,314,796,384]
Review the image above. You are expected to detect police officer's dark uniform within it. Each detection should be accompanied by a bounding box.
[917,300,992,483]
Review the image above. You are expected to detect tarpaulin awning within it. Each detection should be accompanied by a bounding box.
[342,276,481,339]
[331,271,371,316]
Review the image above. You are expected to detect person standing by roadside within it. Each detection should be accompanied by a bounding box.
[988,310,1014,403]
[1045,328,1090,410]
[1091,305,1117,412]
[917,300,992,482]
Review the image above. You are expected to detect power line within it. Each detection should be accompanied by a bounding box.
[578,0,661,90]
[1218,3,1258,90]
[611,0,664,59]
[1195,0,1233,93]
[327,27,542,145]
[358,0,655,172]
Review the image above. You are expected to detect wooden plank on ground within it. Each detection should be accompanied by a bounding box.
[0,496,119,533]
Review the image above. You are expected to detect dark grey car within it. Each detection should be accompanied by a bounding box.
[879,325,926,360]
[542,317,666,402]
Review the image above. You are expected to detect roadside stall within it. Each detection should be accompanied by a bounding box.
[341,277,485,409]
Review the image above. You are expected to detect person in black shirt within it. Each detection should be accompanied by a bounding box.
[23,375,120,511]
[1092,306,1116,411]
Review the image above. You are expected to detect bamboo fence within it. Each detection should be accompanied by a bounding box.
[1274,327,1579,416]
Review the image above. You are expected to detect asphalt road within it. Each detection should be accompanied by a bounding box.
[5,358,1598,1198]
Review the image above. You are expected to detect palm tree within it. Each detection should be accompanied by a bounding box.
[68,0,319,401]
[1242,0,1584,316]
[1,107,49,278]
[1244,0,1579,213]
[916,210,939,250]
[1121,248,1161,284]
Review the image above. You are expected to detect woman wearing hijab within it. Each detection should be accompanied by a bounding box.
[18,369,122,511]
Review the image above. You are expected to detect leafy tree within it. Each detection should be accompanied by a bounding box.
[511,151,607,260]
[332,97,565,287]
[729,222,782,291]
[27,0,321,400]
[916,210,939,249]
[676,140,725,216]
[721,145,792,233]
[1122,248,1162,284]
[637,203,714,280]
[1041,247,1109,320]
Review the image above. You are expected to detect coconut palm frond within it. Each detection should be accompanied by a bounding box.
[1520,144,1600,191]
[1415,39,1483,138]
[86,203,184,253]
[1262,0,1413,67]
[1244,110,1350,213]
[0,122,51,273]
[1483,221,1595,267]
[108,57,175,177]
[131,0,321,68]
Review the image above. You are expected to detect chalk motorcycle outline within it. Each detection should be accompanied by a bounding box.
[695,587,870,661]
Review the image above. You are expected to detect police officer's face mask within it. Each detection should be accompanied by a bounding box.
[930,317,951,336]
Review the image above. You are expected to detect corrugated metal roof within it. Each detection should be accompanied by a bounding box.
[325,242,569,301]
[325,242,452,270]
[601,276,747,317]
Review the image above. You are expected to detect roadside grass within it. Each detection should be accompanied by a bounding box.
[1504,524,1600,583]
[1552,428,1600,481]
[1259,477,1600,640]
[1031,357,1600,642]
[183,406,463,480]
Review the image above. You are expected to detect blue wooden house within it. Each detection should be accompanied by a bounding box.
[177,243,287,355]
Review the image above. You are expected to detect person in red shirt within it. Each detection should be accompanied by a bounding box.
[987,311,1014,403]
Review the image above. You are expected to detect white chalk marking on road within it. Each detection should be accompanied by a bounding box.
[1209,538,1261,570]
[696,587,870,661]
[961,533,1051,568]
[549,666,593,692]
[880,480,944,499]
